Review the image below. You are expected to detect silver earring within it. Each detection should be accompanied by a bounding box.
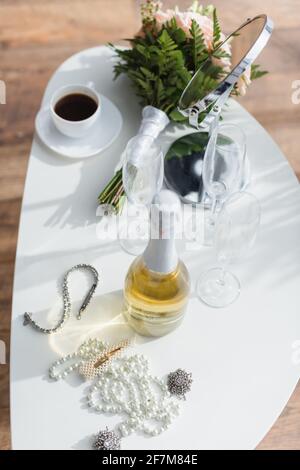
[93,428,121,450]
[167,368,193,400]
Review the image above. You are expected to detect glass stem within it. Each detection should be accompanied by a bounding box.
[218,266,226,286]
[209,196,218,225]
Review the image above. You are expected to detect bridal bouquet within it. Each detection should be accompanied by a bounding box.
[98,1,266,212]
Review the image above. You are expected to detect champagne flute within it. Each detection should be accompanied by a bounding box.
[119,135,164,255]
[203,124,246,244]
[197,191,261,308]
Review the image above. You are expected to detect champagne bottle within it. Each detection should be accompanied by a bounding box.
[123,190,190,337]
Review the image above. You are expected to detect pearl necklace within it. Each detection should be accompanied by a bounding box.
[87,354,181,438]
[49,339,192,448]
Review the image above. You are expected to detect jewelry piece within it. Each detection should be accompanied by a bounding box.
[167,369,193,400]
[78,339,130,380]
[23,264,99,334]
[49,341,192,448]
[49,338,130,381]
[49,338,108,380]
[93,428,121,450]
[87,354,181,443]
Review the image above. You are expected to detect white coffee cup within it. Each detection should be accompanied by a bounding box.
[50,84,101,138]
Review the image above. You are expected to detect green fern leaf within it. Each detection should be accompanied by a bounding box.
[251,64,268,80]
[157,29,177,53]
[213,8,222,47]
[189,19,207,70]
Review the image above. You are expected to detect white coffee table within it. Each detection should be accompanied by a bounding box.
[10,46,300,450]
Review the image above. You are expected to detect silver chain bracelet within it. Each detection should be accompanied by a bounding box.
[23,263,99,334]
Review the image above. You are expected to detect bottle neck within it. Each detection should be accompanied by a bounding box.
[142,190,181,274]
[143,238,178,274]
[142,214,178,274]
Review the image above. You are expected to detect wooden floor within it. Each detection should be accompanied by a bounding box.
[0,0,299,450]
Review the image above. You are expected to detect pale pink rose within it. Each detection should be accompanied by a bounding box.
[155,9,174,26]
[237,66,251,96]
[155,9,214,49]
[154,8,234,74]
[173,12,193,36]
[175,12,213,49]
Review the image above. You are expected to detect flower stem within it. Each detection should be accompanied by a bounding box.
[98,169,125,212]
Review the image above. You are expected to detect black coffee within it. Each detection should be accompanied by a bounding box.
[54,93,98,121]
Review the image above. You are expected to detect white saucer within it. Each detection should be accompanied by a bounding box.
[35,95,123,158]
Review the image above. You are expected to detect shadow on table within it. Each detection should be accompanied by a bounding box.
[23,45,300,296]
[245,172,300,287]
[11,288,156,384]
[25,47,141,230]
[29,117,191,232]
[185,159,300,290]
[16,168,300,308]
[15,239,122,291]
[26,47,190,232]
